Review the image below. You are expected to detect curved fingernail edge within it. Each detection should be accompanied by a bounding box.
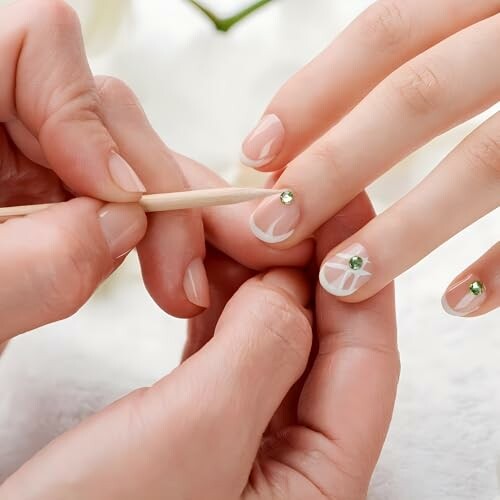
[319,243,373,297]
[240,114,285,169]
[441,274,486,317]
[183,258,210,308]
[98,204,145,259]
[249,191,300,244]
[108,152,147,193]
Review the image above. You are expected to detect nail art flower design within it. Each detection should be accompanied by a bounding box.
[249,190,300,244]
[319,243,373,297]
[442,275,486,317]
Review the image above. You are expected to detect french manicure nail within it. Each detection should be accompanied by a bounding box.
[319,243,373,297]
[442,274,486,317]
[183,258,210,308]
[249,190,299,244]
[98,204,146,259]
[108,152,146,193]
[240,114,285,168]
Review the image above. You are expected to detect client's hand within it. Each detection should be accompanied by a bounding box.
[0,193,399,500]
[241,1,499,317]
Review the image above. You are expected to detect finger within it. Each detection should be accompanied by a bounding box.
[0,0,146,201]
[319,112,500,301]
[0,269,312,500]
[442,242,500,317]
[183,245,255,360]
[261,194,398,499]
[250,14,500,247]
[94,76,208,318]
[0,197,146,342]
[164,268,313,497]
[173,152,315,270]
[240,0,500,171]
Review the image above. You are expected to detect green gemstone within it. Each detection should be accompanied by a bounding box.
[469,280,485,296]
[280,190,294,205]
[349,255,364,270]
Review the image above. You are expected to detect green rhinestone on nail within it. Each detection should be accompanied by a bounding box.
[349,255,364,270]
[469,280,485,296]
[280,190,294,205]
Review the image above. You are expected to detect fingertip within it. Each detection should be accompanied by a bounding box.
[183,257,210,309]
[98,202,147,260]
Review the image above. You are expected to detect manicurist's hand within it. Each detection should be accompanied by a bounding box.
[0,0,212,318]
[241,1,500,318]
[0,191,399,500]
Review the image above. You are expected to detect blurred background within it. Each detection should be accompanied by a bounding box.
[0,1,498,498]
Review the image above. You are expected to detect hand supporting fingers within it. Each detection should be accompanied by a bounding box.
[0,198,146,341]
[0,269,312,500]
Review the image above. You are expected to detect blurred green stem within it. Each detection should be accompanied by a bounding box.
[187,0,274,32]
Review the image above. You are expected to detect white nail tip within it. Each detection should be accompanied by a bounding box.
[239,150,275,169]
[441,293,480,317]
[319,244,372,297]
[249,213,295,244]
[319,267,365,297]
[441,296,467,317]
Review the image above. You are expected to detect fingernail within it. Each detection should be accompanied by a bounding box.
[319,243,373,297]
[249,190,300,244]
[108,152,146,193]
[98,204,146,259]
[442,274,486,317]
[240,114,285,169]
[183,258,210,308]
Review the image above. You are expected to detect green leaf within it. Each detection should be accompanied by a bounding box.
[187,0,275,32]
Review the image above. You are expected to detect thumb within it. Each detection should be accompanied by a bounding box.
[0,197,147,342]
[1,0,145,201]
[0,269,311,500]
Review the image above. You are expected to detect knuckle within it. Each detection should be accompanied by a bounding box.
[36,223,101,319]
[464,127,500,177]
[256,289,311,362]
[31,0,80,29]
[390,61,447,114]
[95,75,141,110]
[358,0,409,49]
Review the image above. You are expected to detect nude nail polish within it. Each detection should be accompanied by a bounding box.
[183,258,210,308]
[442,274,486,317]
[249,190,299,244]
[108,152,146,193]
[319,243,373,297]
[240,114,285,168]
[98,204,146,259]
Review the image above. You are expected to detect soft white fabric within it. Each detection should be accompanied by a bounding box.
[0,1,499,498]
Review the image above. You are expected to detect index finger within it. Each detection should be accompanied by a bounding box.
[240,0,499,171]
[0,0,145,201]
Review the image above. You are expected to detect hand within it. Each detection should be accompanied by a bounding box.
[0,192,399,500]
[240,1,499,318]
[0,0,209,319]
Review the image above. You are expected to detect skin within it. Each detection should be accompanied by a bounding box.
[0,2,398,497]
[242,0,500,316]
[0,0,312,319]
[0,193,399,500]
